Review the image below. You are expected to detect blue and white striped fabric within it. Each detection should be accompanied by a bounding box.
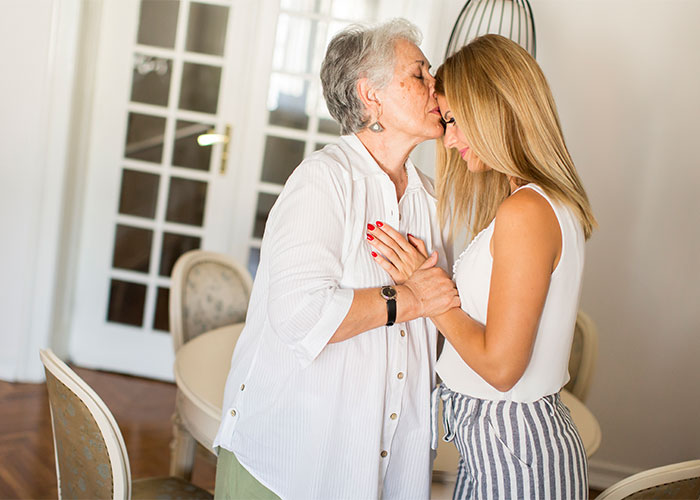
[432,383,588,499]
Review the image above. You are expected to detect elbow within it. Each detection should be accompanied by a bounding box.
[491,379,517,393]
[487,367,524,393]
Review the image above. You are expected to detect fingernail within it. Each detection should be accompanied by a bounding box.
[367,223,375,231]
[376,221,384,227]
[366,233,374,241]
[407,233,413,238]
[371,251,377,257]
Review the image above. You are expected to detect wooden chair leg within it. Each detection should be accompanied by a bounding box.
[169,411,197,480]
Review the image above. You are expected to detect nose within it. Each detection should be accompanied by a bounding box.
[443,127,457,149]
[426,72,436,96]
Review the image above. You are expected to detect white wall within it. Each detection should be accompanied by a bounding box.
[0,0,80,381]
[432,0,700,488]
[534,0,700,486]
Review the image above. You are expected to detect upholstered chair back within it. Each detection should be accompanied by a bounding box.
[564,310,599,402]
[169,250,253,352]
[596,459,700,500]
[41,350,130,499]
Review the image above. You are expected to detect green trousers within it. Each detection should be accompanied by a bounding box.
[214,448,280,500]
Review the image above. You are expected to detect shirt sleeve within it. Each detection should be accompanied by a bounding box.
[263,159,354,367]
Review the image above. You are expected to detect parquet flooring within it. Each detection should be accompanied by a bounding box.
[0,367,603,499]
[0,367,215,499]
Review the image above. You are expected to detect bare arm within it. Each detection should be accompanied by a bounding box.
[432,189,562,391]
[330,255,460,343]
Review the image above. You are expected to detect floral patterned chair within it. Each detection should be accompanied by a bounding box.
[596,460,700,499]
[40,349,212,499]
[168,250,253,479]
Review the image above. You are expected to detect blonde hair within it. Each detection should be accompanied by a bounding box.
[435,34,597,240]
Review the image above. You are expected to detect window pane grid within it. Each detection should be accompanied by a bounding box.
[115,213,207,238]
[111,268,152,286]
[122,158,167,175]
[251,3,374,274]
[141,3,196,337]
[128,102,169,120]
[112,0,229,330]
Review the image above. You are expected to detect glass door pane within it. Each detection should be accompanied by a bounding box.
[247,3,367,275]
[245,0,442,276]
[107,0,230,335]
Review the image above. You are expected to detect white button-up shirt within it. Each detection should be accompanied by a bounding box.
[213,134,451,499]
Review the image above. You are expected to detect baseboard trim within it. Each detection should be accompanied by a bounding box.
[589,458,642,490]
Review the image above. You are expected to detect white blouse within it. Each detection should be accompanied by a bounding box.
[436,184,585,403]
[213,135,451,499]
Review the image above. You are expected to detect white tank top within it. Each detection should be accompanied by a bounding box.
[436,184,585,402]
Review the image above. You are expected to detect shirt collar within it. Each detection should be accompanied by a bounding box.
[339,134,429,196]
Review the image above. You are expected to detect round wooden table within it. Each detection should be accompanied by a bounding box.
[173,322,601,460]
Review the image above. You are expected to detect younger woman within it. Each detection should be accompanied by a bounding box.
[367,34,597,499]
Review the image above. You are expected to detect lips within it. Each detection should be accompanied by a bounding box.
[429,107,441,116]
[459,147,469,159]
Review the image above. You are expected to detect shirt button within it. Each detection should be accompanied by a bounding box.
[399,213,402,220]
[380,450,388,458]
[230,409,237,417]
[400,330,406,337]
[390,413,398,420]
[397,372,404,380]
[240,384,245,391]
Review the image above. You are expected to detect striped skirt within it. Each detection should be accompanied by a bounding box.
[431,383,588,499]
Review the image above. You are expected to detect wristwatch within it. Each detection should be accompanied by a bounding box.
[380,286,397,327]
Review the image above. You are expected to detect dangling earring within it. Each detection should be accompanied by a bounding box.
[369,121,384,133]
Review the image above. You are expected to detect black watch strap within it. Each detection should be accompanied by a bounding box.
[385,297,396,326]
[381,286,397,327]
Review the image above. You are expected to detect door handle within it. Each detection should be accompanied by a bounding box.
[197,124,232,174]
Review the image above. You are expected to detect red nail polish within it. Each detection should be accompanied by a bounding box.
[367,223,375,231]
[407,233,413,238]
[366,233,374,241]
[376,221,384,227]
[371,251,377,257]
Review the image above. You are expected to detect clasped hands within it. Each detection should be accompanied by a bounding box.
[367,221,460,317]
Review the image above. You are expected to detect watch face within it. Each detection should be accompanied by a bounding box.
[381,286,397,300]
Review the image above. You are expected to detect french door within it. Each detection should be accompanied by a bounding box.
[69,0,270,379]
[69,0,437,380]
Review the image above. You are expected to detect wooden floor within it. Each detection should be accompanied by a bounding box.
[0,366,215,499]
[0,367,602,499]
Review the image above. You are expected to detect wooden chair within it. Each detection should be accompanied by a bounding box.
[564,310,599,402]
[39,349,212,499]
[168,250,253,479]
[596,460,700,499]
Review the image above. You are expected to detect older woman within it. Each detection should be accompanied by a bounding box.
[212,19,458,499]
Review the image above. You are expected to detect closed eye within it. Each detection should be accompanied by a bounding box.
[440,116,456,128]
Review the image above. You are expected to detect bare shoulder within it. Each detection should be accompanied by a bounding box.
[493,187,561,261]
[496,187,558,231]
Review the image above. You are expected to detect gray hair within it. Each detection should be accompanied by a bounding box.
[320,18,422,135]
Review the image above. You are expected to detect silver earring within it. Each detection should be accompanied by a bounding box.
[369,121,384,133]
